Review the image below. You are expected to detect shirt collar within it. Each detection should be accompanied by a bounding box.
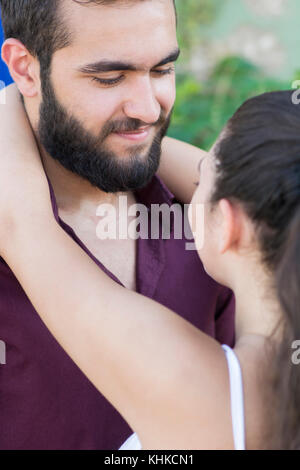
[46,173,60,223]
[135,175,175,207]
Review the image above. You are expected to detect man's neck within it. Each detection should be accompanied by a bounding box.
[38,144,129,217]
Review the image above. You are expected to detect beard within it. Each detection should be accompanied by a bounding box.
[38,77,172,193]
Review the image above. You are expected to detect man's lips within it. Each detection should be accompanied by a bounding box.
[112,126,151,142]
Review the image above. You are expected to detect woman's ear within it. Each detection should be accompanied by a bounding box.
[217,199,241,254]
[1,38,40,98]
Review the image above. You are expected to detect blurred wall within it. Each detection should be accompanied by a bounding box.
[186,0,300,82]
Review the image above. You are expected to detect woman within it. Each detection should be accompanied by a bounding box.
[0,85,299,450]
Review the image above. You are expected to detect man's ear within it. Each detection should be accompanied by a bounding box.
[1,38,40,98]
[217,199,241,254]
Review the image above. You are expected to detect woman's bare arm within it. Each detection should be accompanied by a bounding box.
[0,84,50,215]
[0,85,232,450]
[159,136,208,203]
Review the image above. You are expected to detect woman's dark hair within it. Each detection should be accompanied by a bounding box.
[212,90,300,449]
[276,206,300,449]
[0,0,176,78]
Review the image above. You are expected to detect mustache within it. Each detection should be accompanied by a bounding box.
[100,112,168,139]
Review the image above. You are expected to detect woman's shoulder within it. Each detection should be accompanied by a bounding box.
[134,339,236,450]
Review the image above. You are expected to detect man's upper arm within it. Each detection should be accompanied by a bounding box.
[159,136,208,204]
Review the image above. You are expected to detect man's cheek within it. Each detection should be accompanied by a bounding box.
[157,79,176,112]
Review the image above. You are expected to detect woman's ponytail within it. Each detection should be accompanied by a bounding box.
[276,205,300,449]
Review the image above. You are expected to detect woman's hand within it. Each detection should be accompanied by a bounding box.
[0,84,52,245]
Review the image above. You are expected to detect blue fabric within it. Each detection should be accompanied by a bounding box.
[0,15,13,86]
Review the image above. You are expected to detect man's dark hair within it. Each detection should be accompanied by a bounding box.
[0,0,176,76]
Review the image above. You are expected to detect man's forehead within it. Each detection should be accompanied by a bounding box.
[55,0,178,75]
[62,0,176,39]
[58,2,177,70]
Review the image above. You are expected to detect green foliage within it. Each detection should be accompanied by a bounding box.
[170,0,292,150]
[168,56,290,150]
[175,0,223,61]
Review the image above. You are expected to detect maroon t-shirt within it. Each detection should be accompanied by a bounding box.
[0,175,235,450]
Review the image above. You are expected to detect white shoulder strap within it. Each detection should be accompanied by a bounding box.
[119,345,246,451]
[221,344,246,450]
[119,432,142,450]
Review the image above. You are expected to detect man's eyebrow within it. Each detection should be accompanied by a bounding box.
[155,48,181,67]
[77,48,181,74]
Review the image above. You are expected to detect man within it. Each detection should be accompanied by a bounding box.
[0,0,235,449]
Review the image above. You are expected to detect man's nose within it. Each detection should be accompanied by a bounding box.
[122,76,161,124]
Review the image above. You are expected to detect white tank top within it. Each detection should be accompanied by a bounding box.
[119,345,245,450]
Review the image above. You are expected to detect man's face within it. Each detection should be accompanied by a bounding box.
[38,0,178,192]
